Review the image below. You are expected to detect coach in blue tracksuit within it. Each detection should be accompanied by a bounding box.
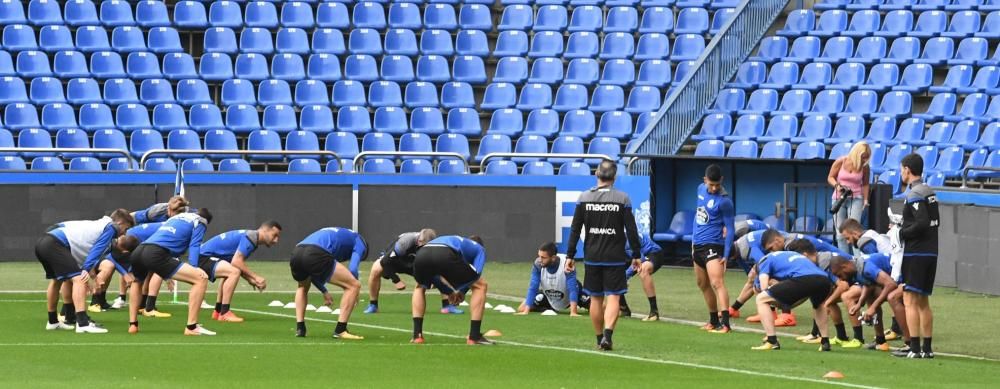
[692,164,736,332]
[291,227,367,340]
[411,235,492,345]
[128,209,214,336]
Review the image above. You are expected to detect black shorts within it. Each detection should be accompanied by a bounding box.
[583,264,628,296]
[692,244,725,268]
[901,255,937,295]
[767,275,833,309]
[413,245,480,292]
[380,254,415,278]
[35,234,81,280]
[197,256,222,282]
[290,244,337,287]
[133,244,183,280]
[646,250,668,273]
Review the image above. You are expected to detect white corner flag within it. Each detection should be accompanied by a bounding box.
[173,164,185,197]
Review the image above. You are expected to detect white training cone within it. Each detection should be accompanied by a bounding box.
[283,302,296,309]
[541,310,557,316]
[315,306,333,313]
[499,307,517,314]
[459,301,469,307]
[201,301,214,309]
[332,308,341,315]
[306,304,318,311]
[485,302,493,309]
[268,300,283,307]
[492,304,507,311]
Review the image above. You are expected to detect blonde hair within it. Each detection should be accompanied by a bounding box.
[167,195,190,216]
[846,141,871,171]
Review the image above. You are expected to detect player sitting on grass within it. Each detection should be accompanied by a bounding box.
[364,229,463,315]
[128,209,214,336]
[291,227,367,340]
[620,234,667,322]
[516,242,588,316]
[831,253,912,353]
[751,239,837,351]
[728,228,785,320]
[37,209,137,333]
[411,235,491,345]
[200,221,282,323]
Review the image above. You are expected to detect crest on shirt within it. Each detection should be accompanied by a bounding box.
[912,203,920,210]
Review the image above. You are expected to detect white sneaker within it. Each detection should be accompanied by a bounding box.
[111,297,125,309]
[184,324,216,336]
[75,323,109,334]
[200,302,214,309]
[45,321,74,331]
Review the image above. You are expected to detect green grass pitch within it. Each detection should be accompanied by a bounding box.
[0,262,998,388]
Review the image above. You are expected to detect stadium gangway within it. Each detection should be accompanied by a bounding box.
[0,148,136,170]
[961,166,1000,188]
[351,151,470,173]
[478,153,613,173]
[140,149,343,172]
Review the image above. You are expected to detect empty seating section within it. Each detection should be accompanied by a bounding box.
[695,1,1000,187]
[0,0,730,173]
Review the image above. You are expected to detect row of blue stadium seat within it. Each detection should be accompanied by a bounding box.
[2,25,182,53]
[779,9,1000,39]
[0,127,626,164]
[494,58,680,87]
[708,88,914,119]
[753,35,1000,66]
[694,113,1000,150]
[692,139,1000,180]
[0,0,731,33]
[814,0,1000,12]
[730,61,1000,94]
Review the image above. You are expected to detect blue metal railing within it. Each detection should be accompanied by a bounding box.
[628,0,790,169]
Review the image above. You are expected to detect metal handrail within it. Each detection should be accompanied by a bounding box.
[961,166,1000,188]
[478,153,613,172]
[140,150,342,171]
[352,151,469,173]
[0,148,136,170]
[629,0,790,169]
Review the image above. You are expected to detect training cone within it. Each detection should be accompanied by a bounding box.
[268,300,283,307]
[485,303,494,309]
[541,310,557,316]
[492,304,507,311]
[459,301,469,307]
[823,371,845,379]
[306,304,318,311]
[315,306,333,313]
[283,302,296,309]
[332,308,341,315]
[484,329,502,337]
[499,307,517,314]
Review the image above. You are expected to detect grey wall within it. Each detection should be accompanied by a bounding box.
[358,185,555,262]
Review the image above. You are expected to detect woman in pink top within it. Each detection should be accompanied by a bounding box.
[827,142,871,254]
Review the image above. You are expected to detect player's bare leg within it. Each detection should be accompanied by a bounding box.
[888,288,911,344]
[127,274,148,333]
[695,264,719,330]
[294,281,310,337]
[212,262,243,322]
[411,285,427,342]
[466,278,493,345]
[170,264,212,335]
[590,295,606,347]
[638,262,659,321]
[328,264,361,339]
[367,259,384,304]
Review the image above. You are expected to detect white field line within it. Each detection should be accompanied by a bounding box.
[233,306,884,389]
[0,342,465,347]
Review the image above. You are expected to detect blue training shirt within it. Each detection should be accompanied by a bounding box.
[201,229,258,262]
[692,183,736,259]
[127,223,162,243]
[856,253,892,286]
[297,227,367,279]
[785,233,850,258]
[144,213,208,265]
[131,203,170,225]
[755,251,829,288]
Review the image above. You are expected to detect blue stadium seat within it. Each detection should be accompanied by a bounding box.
[263,104,298,133]
[562,58,599,87]
[728,62,768,90]
[838,90,878,119]
[166,129,201,158]
[286,130,321,160]
[142,28,184,53]
[384,30,417,57]
[596,111,633,140]
[115,103,151,131]
[275,29,310,56]
[347,29,382,57]
[31,157,64,171]
[299,105,334,133]
[816,37,854,64]
[245,1,278,29]
[16,51,51,78]
[493,58,528,85]
[404,82,439,109]
[353,2,386,30]
[634,59,671,88]
[65,0,97,27]
[129,129,163,159]
[126,52,161,80]
[421,29,455,57]
[434,159,463,174]
[338,105,373,134]
[672,34,706,62]
[760,140,792,159]
[706,88,745,116]
[873,90,912,119]
[39,26,73,53]
[240,28,274,55]
[0,130,19,157]
[950,37,988,65]
[53,51,89,78]
[516,83,553,110]
[372,106,408,135]
[946,92,989,122]
[446,108,481,136]
[522,109,559,139]
[410,107,445,136]
[760,62,799,90]
[162,53,197,80]
[551,84,588,112]
[415,55,450,83]
[522,161,554,175]
[589,86,628,115]
[692,113,730,141]
[453,56,486,84]
[843,10,881,37]
[17,128,52,158]
[475,134,512,162]
[882,37,921,65]
[600,32,634,60]
[939,120,981,151]
[556,110,595,139]
[460,4,493,31]
[316,3,349,29]
[41,103,76,129]
[426,4,458,31]
[3,103,37,130]
[398,159,432,174]
[111,26,145,53]
[369,81,403,108]
[759,114,798,142]
[548,135,584,164]
[136,1,170,28]
[199,53,233,81]
[751,36,788,63]
[441,82,475,110]
[569,5,603,33]
[915,37,955,66]
[499,5,533,30]
[865,117,897,144]
[915,145,940,170]
[386,3,419,30]
[811,10,849,37]
[960,66,1000,94]
[306,54,342,82]
[224,104,261,133]
[325,132,359,161]
[92,129,126,158]
[923,123,953,146]
[28,0,63,26]
[911,10,948,38]
[0,76,28,105]
[180,158,212,172]
[280,2,314,29]
[333,80,366,107]
[625,86,662,114]
[312,29,346,55]
[691,139,725,157]
[709,7,736,35]
[487,109,523,137]
[534,5,568,32]
[77,103,113,131]
[485,160,517,175]
[565,32,599,59]
[398,132,432,160]
[887,118,925,147]
[528,31,564,58]
[436,133,471,162]
[894,63,933,93]
[141,158,177,172]
[271,53,305,81]
[152,103,186,131]
[724,114,765,141]
[456,30,489,57]
[858,64,900,93]
[68,157,101,171]
[635,34,670,61]
[930,65,972,94]
[494,31,529,57]
[847,36,887,65]
[290,80,326,107]
[344,54,379,82]
[794,141,826,159]
[221,79,255,106]
[362,132,395,157]
[75,25,111,54]
[726,140,757,158]
[557,162,589,176]
[174,1,207,28]
[654,210,695,243]
[825,114,865,144]
[791,63,832,92]
[55,129,90,158]
[527,57,564,85]
[674,7,707,35]
[248,129,282,162]
[30,77,65,105]
[784,36,822,64]
[512,134,548,163]
[738,89,778,115]
[204,27,237,54]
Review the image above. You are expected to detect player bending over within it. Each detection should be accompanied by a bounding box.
[796,251,863,349]
[200,221,282,323]
[36,209,137,333]
[291,227,367,340]
[838,217,906,340]
[411,235,491,345]
[830,253,911,352]
[728,228,785,320]
[621,234,667,322]
[517,242,589,316]
[364,229,462,315]
[128,209,214,335]
[751,239,837,351]
[692,164,736,333]
[109,198,189,310]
